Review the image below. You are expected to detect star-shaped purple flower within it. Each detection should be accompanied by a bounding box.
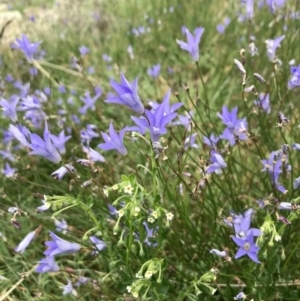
[231,231,260,263]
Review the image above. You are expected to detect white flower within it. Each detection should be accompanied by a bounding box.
[124,184,133,194]
[145,270,153,279]
[166,212,174,221]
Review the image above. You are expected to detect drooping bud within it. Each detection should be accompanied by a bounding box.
[253,73,267,84]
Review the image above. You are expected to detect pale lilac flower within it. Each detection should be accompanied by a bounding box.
[14,81,30,97]
[265,35,285,62]
[11,34,41,63]
[82,145,105,163]
[184,133,199,150]
[6,74,14,82]
[15,229,36,253]
[36,256,60,273]
[217,106,239,129]
[2,162,17,177]
[0,96,19,121]
[89,236,107,254]
[102,54,112,62]
[36,196,51,212]
[50,130,71,154]
[51,164,76,180]
[62,279,77,296]
[278,202,300,210]
[79,46,89,57]
[216,18,231,34]
[220,120,248,146]
[0,150,15,161]
[29,122,62,163]
[58,84,66,94]
[105,72,144,114]
[143,221,158,247]
[203,133,219,149]
[266,0,285,13]
[75,276,90,287]
[80,124,99,144]
[293,176,300,190]
[9,124,30,147]
[288,64,300,90]
[234,292,246,300]
[245,0,254,20]
[98,123,128,155]
[44,231,81,256]
[233,214,261,238]
[176,27,204,61]
[231,231,260,263]
[130,96,178,142]
[206,151,227,174]
[55,219,68,232]
[29,67,38,76]
[147,64,161,78]
[254,93,270,113]
[79,89,101,114]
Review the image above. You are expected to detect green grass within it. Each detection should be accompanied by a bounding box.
[1,0,300,300]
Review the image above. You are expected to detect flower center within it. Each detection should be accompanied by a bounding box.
[243,242,250,251]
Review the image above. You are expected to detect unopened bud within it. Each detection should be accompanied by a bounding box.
[234,59,246,74]
[253,73,267,84]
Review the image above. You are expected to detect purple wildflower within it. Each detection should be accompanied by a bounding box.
[62,279,77,296]
[176,27,204,61]
[80,124,99,144]
[55,219,68,232]
[79,89,101,114]
[130,93,178,142]
[89,236,107,254]
[217,106,239,129]
[278,202,300,210]
[143,221,158,247]
[231,231,260,263]
[50,130,71,154]
[102,54,112,62]
[203,133,219,149]
[82,145,105,163]
[15,229,36,253]
[98,123,128,155]
[79,45,89,57]
[105,72,144,114]
[29,67,38,76]
[36,256,60,273]
[9,124,31,147]
[254,93,270,113]
[11,34,41,63]
[75,276,90,287]
[288,64,300,90]
[184,133,199,150]
[36,196,51,212]
[266,0,285,13]
[28,122,62,163]
[0,96,19,122]
[147,64,161,78]
[234,292,246,300]
[0,150,15,162]
[58,84,66,94]
[2,162,17,177]
[44,231,81,256]
[293,176,300,190]
[206,151,227,174]
[51,164,76,180]
[265,35,285,62]
[245,0,254,20]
